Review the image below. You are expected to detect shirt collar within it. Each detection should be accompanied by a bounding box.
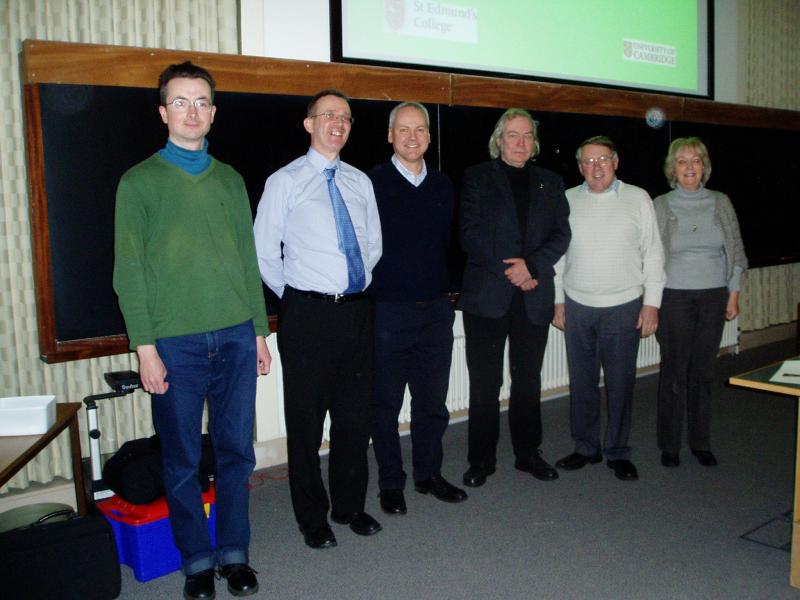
[307,147,340,172]
[391,154,427,187]
[580,177,620,194]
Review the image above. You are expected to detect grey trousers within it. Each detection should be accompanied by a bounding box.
[564,295,642,461]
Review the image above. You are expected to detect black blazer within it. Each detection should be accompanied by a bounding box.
[457,159,571,325]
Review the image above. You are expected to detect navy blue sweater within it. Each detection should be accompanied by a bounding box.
[368,161,454,301]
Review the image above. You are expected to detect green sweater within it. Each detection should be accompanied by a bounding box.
[113,154,269,348]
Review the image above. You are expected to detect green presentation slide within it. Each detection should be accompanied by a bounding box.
[341,0,707,95]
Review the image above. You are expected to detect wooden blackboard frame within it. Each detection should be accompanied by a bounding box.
[20,40,800,363]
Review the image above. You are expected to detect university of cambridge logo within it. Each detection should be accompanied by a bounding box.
[623,40,633,58]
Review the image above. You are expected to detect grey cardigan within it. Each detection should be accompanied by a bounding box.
[653,189,748,289]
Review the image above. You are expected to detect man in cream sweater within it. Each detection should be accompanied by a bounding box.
[552,136,665,481]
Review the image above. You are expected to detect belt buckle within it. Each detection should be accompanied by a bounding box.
[333,293,345,303]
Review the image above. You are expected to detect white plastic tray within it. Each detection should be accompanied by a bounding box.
[0,395,57,436]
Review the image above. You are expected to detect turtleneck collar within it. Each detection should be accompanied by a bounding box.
[674,183,710,200]
[158,138,211,175]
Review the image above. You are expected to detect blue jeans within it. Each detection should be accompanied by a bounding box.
[152,320,257,575]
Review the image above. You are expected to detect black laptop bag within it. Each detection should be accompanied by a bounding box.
[0,508,121,599]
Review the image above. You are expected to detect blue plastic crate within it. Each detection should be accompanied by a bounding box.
[98,488,216,582]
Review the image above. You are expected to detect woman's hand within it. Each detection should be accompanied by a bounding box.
[726,291,740,320]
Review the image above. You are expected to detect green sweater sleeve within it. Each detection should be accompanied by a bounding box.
[113,167,155,349]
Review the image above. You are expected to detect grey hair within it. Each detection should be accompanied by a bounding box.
[488,108,540,159]
[663,136,712,188]
[575,135,618,163]
[388,101,430,129]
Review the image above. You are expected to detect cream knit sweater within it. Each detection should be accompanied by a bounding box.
[554,180,665,308]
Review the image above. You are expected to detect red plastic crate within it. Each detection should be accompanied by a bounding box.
[97,486,216,582]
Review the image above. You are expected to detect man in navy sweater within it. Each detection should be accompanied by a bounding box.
[368,102,467,515]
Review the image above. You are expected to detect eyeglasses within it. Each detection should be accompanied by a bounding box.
[309,111,355,125]
[165,98,213,112]
[580,154,615,167]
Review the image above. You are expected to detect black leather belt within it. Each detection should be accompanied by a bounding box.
[287,286,369,304]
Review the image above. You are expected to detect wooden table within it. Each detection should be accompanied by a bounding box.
[0,402,86,515]
[729,358,800,587]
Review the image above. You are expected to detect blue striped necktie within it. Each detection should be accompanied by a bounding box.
[323,168,366,293]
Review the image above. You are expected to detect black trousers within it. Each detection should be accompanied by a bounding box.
[277,287,374,530]
[462,292,550,468]
[656,287,728,454]
[370,297,455,490]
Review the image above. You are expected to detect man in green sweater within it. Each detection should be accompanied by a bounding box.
[113,62,270,600]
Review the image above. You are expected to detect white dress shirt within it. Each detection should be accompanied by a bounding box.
[253,148,382,297]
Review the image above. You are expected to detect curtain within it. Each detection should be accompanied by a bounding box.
[740,263,800,332]
[743,0,800,111]
[0,0,239,493]
[738,1,800,331]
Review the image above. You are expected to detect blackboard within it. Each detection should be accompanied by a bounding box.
[22,40,800,363]
[37,86,422,345]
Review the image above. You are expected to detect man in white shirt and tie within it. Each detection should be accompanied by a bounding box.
[254,89,382,550]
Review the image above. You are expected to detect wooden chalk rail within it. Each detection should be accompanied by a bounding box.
[22,40,800,128]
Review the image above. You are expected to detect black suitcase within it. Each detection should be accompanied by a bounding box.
[0,509,121,599]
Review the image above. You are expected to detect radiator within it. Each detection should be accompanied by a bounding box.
[319,313,739,439]
[431,313,736,419]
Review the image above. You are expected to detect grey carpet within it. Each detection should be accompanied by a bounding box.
[116,339,800,599]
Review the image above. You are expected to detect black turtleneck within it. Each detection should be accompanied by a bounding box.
[500,160,531,238]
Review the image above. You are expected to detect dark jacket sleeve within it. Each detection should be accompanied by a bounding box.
[459,164,507,277]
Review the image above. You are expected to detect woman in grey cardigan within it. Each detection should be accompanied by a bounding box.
[654,137,747,468]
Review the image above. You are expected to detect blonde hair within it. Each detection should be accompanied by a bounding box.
[664,137,712,188]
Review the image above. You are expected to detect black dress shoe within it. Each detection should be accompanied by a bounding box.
[299,524,337,549]
[331,511,382,536]
[184,568,216,600]
[515,450,559,481]
[219,564,259,597]
[414,475,468,502]
[462,465,496,488]
[607,459,639,481]
[555,452,603,470]
[692,449,718,466]
[379,489,407,514]
[661,451,680,467]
